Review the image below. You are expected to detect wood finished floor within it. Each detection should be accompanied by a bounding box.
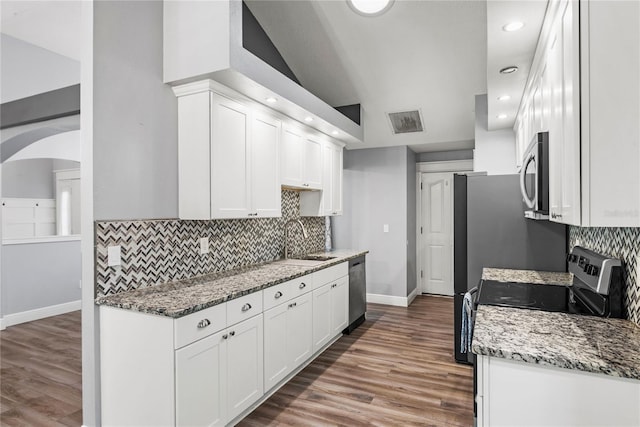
[241,295,474,427]
[0,311,82,427]
[0,296,472,426]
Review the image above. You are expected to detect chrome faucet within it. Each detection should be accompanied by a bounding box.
[284,219,308,259]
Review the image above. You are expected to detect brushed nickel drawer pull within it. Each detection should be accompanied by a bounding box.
[299,283,306,289]
[241,303,252,312]
[275,291,283,299]
[222,334,228,339]
[197,319,211,329]
[229,331,235,337]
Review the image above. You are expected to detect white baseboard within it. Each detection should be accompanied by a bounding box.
[0,300,81,330]
[367,290,418,308]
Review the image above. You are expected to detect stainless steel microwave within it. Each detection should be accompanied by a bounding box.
[519,132,549,220]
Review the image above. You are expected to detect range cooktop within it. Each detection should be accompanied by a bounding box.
[477,280,570,313]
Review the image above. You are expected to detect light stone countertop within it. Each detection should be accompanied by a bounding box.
[482,267,573,286]
[472,305,640,380]
[95,249,367,318]
[474,267,640,380]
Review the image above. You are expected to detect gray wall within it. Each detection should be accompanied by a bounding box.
[2,158,79,198]
[406,148,417,295]
[1,241,81,315]
[334,146,413,298]
[473,94,516,175]
[93,0,178,221]
[416,149,473,163]
[0,34,80,104]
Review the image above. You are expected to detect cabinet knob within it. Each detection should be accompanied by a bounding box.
[275,291,283,299]
[332,212,338,215]
[331,283,337,288]
[241,303,252,312]
[222,334,228,339]
[288,302,297,308]
[197,319,211,329]
[229,331,235,336]
[299,283,306,289]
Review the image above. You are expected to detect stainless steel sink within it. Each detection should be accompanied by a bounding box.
[274,255,336,267]
[295,255,337,262]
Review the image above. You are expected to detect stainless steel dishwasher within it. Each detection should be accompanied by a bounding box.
[343,255,366,334]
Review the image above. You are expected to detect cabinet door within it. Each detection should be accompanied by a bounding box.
[251,114,281,218]
[321,142,333,215]
[263,304,290,391]
[304,138,323,189]
[281,127,304,187]
[330,276,349,335]
[548,17,564,222]
[312,283,332,353]
[560,0,580,225]
[176,330,227,426]
[211,94,251,219]
[226,314,264,421]
[288,292,313,367]
[330,144,343,216]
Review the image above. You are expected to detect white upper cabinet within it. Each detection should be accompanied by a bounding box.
[514,0,639,226]
[174,81,281,220]
[300,140,344,217]
[281,126,322,190]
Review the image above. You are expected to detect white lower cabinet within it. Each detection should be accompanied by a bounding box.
[176,329,227,426]
[100,262,350,426]
[476,355,640,426]
[176,314,263,426]
[264,292,313,391]
[313,274,349,353]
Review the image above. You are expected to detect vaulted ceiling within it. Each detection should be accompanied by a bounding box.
[246,0,487,152]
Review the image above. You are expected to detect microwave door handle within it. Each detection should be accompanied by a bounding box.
[520,152,536,209]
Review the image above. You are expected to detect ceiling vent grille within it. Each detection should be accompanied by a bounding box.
[387,110,424,134]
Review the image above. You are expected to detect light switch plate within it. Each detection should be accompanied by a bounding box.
[199,237,209,255]
[107,245,121,267]
[383,224,389,233]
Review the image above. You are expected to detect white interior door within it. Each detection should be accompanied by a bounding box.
[420,172,453,296]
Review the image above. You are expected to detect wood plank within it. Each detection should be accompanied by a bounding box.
[241,296,474,426]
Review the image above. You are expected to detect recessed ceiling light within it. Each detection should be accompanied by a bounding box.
[503,21,524,32]
[347,0,394,16]
[332,130,339,136]
[265,97,277,103]
[498,95,511,101]
[304,116,313,122]
[499,66,518,74]
[497,114,508,119]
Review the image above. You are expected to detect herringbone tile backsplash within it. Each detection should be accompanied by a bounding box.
[95,190,326,297]
[569,227,640,325]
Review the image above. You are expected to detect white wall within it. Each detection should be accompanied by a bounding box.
[0,34,80,103]
[473,94,517,175]
[333,146,414,300]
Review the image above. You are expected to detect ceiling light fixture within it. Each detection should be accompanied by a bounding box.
[498,95,511,101]
[502,21,524,32]
[347,0,394,16]
[497,114,508,119]
[304,116,314,122]
[499,66,518,74]
[265,97,277,103]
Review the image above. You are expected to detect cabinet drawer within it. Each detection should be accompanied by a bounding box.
[174,303,226,349]
[263,280,293,311]
[227,291,263,326]
[313,262,348,289]
[290,275,313,297]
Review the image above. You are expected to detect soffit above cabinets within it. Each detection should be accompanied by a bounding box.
[163,0,363,145]
[486,1,548,131]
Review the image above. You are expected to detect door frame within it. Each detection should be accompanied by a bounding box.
[417,160,473,295]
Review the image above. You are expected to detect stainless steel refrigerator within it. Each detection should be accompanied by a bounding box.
[453,173,568,363]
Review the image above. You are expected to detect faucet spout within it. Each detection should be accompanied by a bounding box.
[285,219,308,259]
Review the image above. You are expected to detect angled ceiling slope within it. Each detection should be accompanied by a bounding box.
[163,0,363,145]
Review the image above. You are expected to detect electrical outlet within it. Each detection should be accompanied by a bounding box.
[383,224,389,233]
[79,279,82,289]
[199,237,209,255]
[107,245,121,267]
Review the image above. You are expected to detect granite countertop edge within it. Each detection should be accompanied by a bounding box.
[95,250,368,318]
